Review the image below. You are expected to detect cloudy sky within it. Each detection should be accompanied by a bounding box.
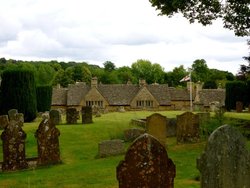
[0,0,248,74]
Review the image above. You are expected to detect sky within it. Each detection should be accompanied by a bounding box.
[0,0,249,74]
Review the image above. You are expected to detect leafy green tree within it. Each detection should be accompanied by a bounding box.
[53,69,74,87]
[192,59,209,82]
[116,66,137,84]
[34,64,56,86]
[36,85,52,112]
[149,0,250,36]
[104,61,116,72]
[72,64,92,84]
[169,65,188,87]
[203,80,217,89]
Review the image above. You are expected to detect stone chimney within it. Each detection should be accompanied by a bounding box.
[91,77,98,88]
[139,79,146,87]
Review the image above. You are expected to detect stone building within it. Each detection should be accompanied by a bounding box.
[51,78,225,112]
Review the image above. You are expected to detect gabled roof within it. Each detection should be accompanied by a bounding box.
[197,89,225,106]
[146,84,171,105]
[52,88,68,105]
[169,87,193,101]
[67,82,90,106]
[98,84,139,105]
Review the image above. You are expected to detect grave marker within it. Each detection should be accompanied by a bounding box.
[82,106,93,124]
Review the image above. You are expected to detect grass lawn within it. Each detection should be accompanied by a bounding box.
[0,111,249,188]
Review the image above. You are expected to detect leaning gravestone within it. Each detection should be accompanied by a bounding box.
[82,106,93,124]
[197,125,250,188]
[117,133,176,188]
[66,108,78,124]
[98,139,125,158]
[176,112,200,144]
[146,113,167,147]
[1,116,28,171]
[49,109,61,125]
[0,115,9,129]
[35,118,61,166]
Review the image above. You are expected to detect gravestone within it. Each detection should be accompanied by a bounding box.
[16,113,24,126]
[236,101,243,113]
[98,139,125,158]
[35,118,61,166]
[176,112,200,144]
[8,109,18,120]
[66,108,78,124]
[117,133,176,188]
[197,125,250,188]
[123,128,145,142]
[82,106,93,124]
[0,115,9,129]
[166,118,177,137]
[49,109,61,125]
[146,113,167,147]
[1,118,28,171]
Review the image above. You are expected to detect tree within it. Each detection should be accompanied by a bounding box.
[192,59,209,82]
[34,63,56,86]
[36,85,52,112]
[149,0,250,36]
[238,39,250,80]
[104,61,116,72]
[203,80,217,89]
[53,69,74,87]
[0,68,37,122]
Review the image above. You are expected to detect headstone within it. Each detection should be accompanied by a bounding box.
[1,119,28,171]
[117,134,176,188]
[176,112,200,144]
[98,139,125,158]
[8,109,18,120]
[123,128,145,142]
[35,118,61,166]
[42,112,50,120]
[82,106,93,124]
[166,118,177,137]
[66,108,78,124]
[146,113,167,147]
[0,115,9,129]
[49,109,61,125]
[236,101,243,113]
[16,113,24,126]
[197,125,250,188]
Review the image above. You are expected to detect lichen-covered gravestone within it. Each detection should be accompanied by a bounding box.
[117,134,176,188]
[1,113,28,171]
[66,108,78,124]
[176,112,200,143]
[146,113,167,147]
[82,106,93,124]
[197,125,250,188]
[0,115,9,129]
[35,118,61,166]
[98,139,125,158]
[49,109,61,125]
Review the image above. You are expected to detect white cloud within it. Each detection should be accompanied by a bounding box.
[0,0,248,74]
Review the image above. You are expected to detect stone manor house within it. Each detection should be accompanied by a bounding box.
[51,77,225,112]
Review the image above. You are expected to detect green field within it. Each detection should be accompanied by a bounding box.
[0,111,249,188]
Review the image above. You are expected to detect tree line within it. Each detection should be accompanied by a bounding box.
[0,58,241,89]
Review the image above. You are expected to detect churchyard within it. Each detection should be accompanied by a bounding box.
[0,110,249,188]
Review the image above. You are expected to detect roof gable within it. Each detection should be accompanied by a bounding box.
[146,84,171,105]
[52,88,67,105]
[67,82,90,106]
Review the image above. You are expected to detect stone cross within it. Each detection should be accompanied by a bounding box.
[117,133,176,188]
[146,113,167,147]
[176,112,200,143]
[197,125,250,188]
[35,118,61,166]
[1,117,28,171]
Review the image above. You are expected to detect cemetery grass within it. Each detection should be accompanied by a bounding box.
[0,111,249,188]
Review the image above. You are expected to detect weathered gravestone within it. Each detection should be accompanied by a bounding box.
[66,108,78,124]
[0,115,9,129]
[176,112,200,144]
[236,101,243,113]
[8,109,18,120]
[117,133,176,188]
[35,118,61,166]
[82,106,93,124]
[197,125,250,188]
[8,109,24,126]
[146,113,167,147]
[98,139,125,158]
[166,118,177,137]
[49,109,61,125]
[123,128,145,142]
[1,117,28,171]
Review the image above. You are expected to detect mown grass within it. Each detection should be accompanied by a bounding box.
[0,111,249,188]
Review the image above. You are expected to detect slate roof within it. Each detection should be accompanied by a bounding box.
[197,89,225,106]
[146,84,171,105]
[168,87,193,101]
[51,88,68,105]
[98,84,140,105]
[67,82,90,106]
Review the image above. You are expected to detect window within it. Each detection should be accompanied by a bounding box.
[136,100,153,108]
[86,100,103,107]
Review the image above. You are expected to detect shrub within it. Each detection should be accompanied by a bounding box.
[36,85,52,112]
